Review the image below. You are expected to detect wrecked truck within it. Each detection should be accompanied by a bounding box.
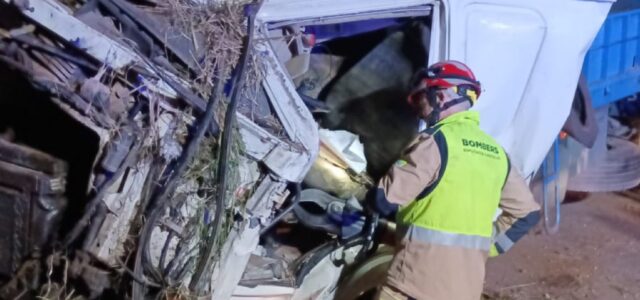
[0,0,613,299]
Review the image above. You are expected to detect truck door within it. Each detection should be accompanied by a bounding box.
[443,0,613,176]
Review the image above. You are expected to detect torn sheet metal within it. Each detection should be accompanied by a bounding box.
[86,0,202,71]
[4,0,136,68]
[237,114,313,182]
[210,177,287,300]
[7,0,182,99]
[258,42,319,182]
[88,161,152,263]
[263,147,312,183]
[211,222,261,299]
[236,114,308,175]
[10,0,319,182]
[86,113,175,263]
[237,114,281,160]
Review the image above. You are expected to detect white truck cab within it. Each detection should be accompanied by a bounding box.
[257,0,612,179]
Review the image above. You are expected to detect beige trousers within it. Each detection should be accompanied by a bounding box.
[374,285,412,300]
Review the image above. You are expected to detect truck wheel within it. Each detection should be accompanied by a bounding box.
[334,246,394,300]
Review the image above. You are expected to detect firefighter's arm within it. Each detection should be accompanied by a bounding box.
[369,134,441,218]
[490,165,541,256]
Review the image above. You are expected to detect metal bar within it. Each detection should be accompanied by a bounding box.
[542,138,561,234]
[4,34,99,71]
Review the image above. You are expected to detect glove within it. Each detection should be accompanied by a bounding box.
[365,187,398,219]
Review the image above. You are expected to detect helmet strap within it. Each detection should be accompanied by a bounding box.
[426,95,473,126]
[425,88,441,126]
[422,85,476,126]
[441,96,472,111]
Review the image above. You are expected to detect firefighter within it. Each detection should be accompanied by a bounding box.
[370,60,541,300]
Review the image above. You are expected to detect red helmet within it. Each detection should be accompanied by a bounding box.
[409,60,481,105]
[425,60,480,95]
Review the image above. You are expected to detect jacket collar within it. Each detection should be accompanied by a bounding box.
[434,110,480,127]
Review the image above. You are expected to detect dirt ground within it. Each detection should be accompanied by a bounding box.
[484,193,640,300]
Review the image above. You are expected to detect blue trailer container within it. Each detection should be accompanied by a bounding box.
[541,7,640,233]
[583,9,640,108]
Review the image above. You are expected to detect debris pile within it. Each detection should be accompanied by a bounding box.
[0,0,268,298]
